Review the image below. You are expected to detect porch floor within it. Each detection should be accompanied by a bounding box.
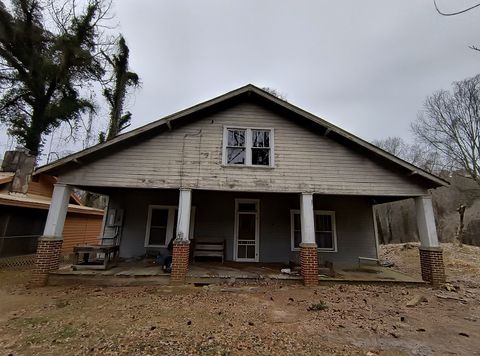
[50,261,423,285]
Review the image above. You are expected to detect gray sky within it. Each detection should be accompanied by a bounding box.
[2,0,480,159]
[112,0,480,142]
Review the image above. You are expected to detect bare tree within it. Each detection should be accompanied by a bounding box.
[372,136,445,173]
[261,87,287,101]
[412,74,480,185]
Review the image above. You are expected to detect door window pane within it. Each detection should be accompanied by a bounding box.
[238,214,255,240]
[238,203,257,212]
[246,245,255,259]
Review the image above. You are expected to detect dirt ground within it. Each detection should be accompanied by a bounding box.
[0,243,479,356]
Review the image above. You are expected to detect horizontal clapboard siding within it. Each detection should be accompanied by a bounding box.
[62,213,103,252]
[60,101,427,196]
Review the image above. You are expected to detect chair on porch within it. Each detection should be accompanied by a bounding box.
[72,208,123,270]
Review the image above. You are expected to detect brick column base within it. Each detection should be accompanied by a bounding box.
[419,247,446,286]
[30,238,63,287]
[300,243,318,287]
[171,240,190,284]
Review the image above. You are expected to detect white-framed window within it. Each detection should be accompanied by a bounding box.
[290,210,337,252]
[223,127,274,167]
[144,205,196,248]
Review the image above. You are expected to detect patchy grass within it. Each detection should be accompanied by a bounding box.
[307,301,328,311]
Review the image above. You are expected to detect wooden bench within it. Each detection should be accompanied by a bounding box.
[193,240,225,263]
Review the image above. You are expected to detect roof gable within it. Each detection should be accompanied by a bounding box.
[36,84,448,188]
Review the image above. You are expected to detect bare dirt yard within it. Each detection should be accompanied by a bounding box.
[0,243,479,356]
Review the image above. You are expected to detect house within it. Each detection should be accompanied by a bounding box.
[0,151,104,261]
[32,84,448,286]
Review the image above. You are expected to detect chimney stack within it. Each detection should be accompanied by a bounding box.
[1,148,36,194]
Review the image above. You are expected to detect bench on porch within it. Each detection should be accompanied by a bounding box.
[193,239,225,263]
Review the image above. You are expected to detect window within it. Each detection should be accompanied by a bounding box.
[144,205,196,247]
[223,127,273,167]
[290,210,337,252]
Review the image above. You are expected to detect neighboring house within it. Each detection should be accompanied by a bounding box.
[0,159,104,258]
[33,85,448,286]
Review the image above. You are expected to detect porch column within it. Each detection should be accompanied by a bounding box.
[31,183,71,287]
[300,193,318,286]
[171,189,192,284]
[415,195,445,285]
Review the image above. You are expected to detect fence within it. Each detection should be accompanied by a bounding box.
[0,235,40,269]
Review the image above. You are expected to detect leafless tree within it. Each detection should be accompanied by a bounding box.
[261,87,287,101]
[372,136,445,173]
[412,74,480,185]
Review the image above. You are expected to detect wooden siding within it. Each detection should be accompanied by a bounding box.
[59,101,428,196]
[111,189,377,264]
[27,175,55,197]
[62,213,103,253]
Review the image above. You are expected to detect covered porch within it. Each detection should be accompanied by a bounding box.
[33,183,445,287]
[49,260,423,286]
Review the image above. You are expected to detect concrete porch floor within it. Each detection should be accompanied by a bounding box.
[49,260,423,286]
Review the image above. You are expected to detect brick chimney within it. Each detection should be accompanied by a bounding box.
[1,148,36,194]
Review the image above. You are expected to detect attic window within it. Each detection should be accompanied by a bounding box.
[223,127,274,167]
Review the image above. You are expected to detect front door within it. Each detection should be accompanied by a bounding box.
[234,199,259,262]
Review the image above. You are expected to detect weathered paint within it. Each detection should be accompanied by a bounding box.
[59,101,429,196]
[107,188,377,265]
[415,195,439,248]
[43,184,71,239]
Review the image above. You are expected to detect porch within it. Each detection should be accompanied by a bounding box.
[33,184,444,287]
[48,261,423,286]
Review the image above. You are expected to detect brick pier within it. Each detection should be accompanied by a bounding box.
[171,240,190,284]
[300,243,318,287]
[30,238,63,287]
[419,247,446,286]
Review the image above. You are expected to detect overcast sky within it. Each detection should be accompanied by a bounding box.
[2,0,480,158]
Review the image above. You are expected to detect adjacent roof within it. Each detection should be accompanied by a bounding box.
[0,192,104,215]
[36,84,449,187]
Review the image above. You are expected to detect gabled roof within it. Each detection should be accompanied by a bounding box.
[36,84,448,187]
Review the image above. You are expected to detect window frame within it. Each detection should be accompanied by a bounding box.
[144,205,196,248]
[222,126,274,168]
[290,209,337,252]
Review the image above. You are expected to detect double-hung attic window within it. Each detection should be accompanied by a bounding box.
[224,128,273,167]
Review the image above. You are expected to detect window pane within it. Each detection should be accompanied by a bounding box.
[294,230,301,249]
[237,245,246,259]
[151,209,168,226]
[227,147,246,164]
[227,129,246,147]
[316,232,333,249]
[315,214,332,232]
[293,213,301,230]
[252,130,270,148]
[238,203,257,212]
[149,227,167,245]
[252,148,270,165]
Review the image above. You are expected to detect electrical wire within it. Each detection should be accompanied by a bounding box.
[434,0,480,16]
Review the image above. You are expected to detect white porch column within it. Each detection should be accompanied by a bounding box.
[415,195,445,285]
[43,183,71,239]
[176,189,192,241]
[300,193,316,244]
[415,195,439,247]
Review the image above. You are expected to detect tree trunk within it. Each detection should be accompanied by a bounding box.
[456,204,466,247]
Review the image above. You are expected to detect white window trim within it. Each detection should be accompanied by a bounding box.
[234,198,260,262]
[290,209,337,252]
[144,205,196,248]
[222,126,275,168]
